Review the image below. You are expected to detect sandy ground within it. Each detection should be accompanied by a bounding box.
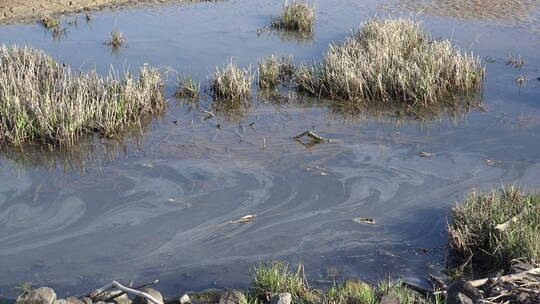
[0,0,200,25]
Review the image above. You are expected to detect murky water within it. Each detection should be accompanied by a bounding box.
[1,0,540,299]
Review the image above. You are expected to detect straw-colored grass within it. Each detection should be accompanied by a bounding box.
[272,0,315,33]
[174,74,200,99]
[449,186,540,270]
[210,62,254,101]
[295,17,484,106]
[258,55,295,88]
[0,45,166,147]
[105,30,126,49]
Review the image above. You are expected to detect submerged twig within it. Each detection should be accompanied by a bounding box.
[468,268,540,287]
[103,280,159,302]
[92,281,163,304]
[294,131,331,143]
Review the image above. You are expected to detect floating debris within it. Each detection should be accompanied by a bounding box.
[294,131,331,143]
[418,152,433,157]
[232,214,257,223]
[353,217,375,224]
[167,199,192,207]
[142,162,154,168]
[484,56,496,63]
[485,159,503,165]
[202,110,214,120]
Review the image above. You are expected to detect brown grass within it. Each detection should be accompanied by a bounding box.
[0,45,166,147]
[271,0,315,33]
[295,17,484,106]
[209,61,254,102]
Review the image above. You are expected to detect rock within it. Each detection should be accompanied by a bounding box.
[218,291,246,304]
[447,280,481,303]
[190,289,223,303]
[379,295,399,304]
[92,290,131,304]
[133,288,163,304]
[65,297,85,304]
[79,297,92,304]
[164,294,190,304]
[16,287,57,304]
[447,292,473,304]
[112,295,132,304]
[269,293,291,304]
[179,294,190,304]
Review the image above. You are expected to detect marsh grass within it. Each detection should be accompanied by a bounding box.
[376,280,427,304]
[41,16,60,29]
[174,74,200,99]
[258,55,295,88]
[105,30,126,49]
[271,0,315,33]
[210,62,254,102]
[294,18,484,106]
[252,261,309,302]
[324,280,377,304]
[448,186,540,270]
[0,45,166,147]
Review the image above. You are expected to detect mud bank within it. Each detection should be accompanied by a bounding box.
[0,0,213,25]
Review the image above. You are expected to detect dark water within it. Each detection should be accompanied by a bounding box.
[1,0,540,299]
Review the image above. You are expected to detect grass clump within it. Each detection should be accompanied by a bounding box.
[41,16,60,29]
[252,261,309,302]
[448,186,540,270]
[271,0,315,33]
[324,279,377,304]
[295,17,484,106]
[376,280,427,304]
[210,62,254,101]
[0,45,166,147]
[258,55,295,88]
[105,30,126,49]
[174,74,200,99]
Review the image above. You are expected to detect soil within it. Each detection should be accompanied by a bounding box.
[0,0,205,25]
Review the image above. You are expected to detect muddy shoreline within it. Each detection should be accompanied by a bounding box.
[0,0,213,25]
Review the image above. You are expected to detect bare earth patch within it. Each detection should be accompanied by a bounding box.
[0,0,209,25]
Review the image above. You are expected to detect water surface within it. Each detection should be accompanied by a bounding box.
[1,0,540,299]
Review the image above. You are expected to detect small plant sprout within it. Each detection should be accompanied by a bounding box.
[517,75,528,87]
[105,30,126,49]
